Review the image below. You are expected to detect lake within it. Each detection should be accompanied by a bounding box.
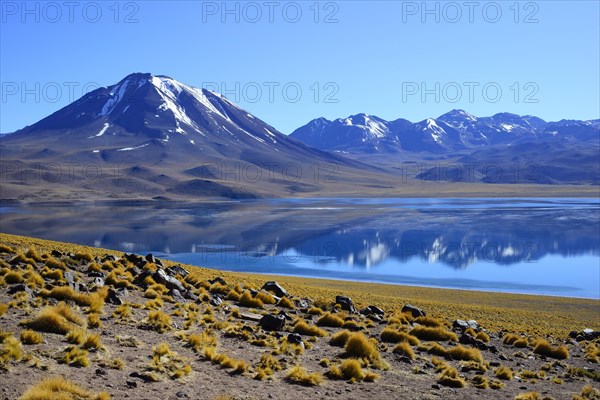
[0,198,598,298]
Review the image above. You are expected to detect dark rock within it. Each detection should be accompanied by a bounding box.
[294,298,310,308]
[499,353,509,361]
[367,313,383,323]
[124,253,142,263]
[210,294,223,307]
[95,368,107,376]
[361,305,384,316]
[51,250,62,258]
[153,269,186,293]
[262,281,288,298]
[239,312,263,322]
[490,361,501,367]
[170,289,185,301]
[568,330,579,339]
[132,270,153,286]
[259,314,286,331]
[402,304,426,318]
[92,277,105,287]
[126,381,137,389]
[208,277,226,286]
[335,296,357,313]
[88,271,105,278]
[7,284,33,297]
[278,310,294,320]
[166,265,189,278]
[175,392,189,399]
[101,254,118,262]
[583,328,600,340]
[396,355,413,364]
[145,253,157,264]
[241,325,254,333]
[135,260,148,269]
[106,288,123,305]
[459,333,478,346]
[431,384,441,390]
[287,333,303,345]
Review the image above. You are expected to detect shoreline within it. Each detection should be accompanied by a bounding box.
[1,232,598,337]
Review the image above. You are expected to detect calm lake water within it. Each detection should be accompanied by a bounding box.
[1,198,598,298]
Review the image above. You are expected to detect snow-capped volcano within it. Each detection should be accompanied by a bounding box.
[0,73,373,200]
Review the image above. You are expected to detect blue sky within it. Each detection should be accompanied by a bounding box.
[1,1,599,134]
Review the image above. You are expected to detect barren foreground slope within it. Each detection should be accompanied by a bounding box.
[0,233,598,400]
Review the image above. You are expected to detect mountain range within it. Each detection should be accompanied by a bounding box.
[0,73,598,201]
[290,110,600,154]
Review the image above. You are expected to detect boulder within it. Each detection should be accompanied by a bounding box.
[91,277,105,287]
[51,250,63,258]
[335,296,357,313]
[7,283,33,298]
[210,294,223,307]
[153,269,186,293]
[145,253,157,264]
[453,319,480,331]
[402,304,426,318]
[239,312,263,322]
[166,265,189,278]
[262,281,288,298]
[106,288,123,305]
[208,277,226,286]
[361,305,384,316]
[259,314,286,331]
[287,333,303,345]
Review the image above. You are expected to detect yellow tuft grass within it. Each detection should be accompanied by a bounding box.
[316,312,344,328]
[436,363,466,388]
[344,332,382,364]
[0,303,8,317]
[330,329,352,347]
[380,328,420,345]
[414,316,445,327]
[238,291,264,308]
[409,326,458,342]
[472,375,489,389]
[22,303,86,334]
[393,342,416,359]
[39,286,106,311]
[532,339,569,359]
[293,320,327,337]
[20,330,43,345]
[256,291,276,305]
[278,296,295,309]
[514,392,542,400]
[187,331,218,352]
[146,310,172,333]
[495,366,514,380]
[476,331,491,342]
[19,376,110,400]
[286,365,324,386]
[503,333,528,348]
[0,335,23,368]
[61,346,90,367]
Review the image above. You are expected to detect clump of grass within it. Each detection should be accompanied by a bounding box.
[330,329,352,347]
[495,366,514,380]
[419,342,448,356]
[0,335,22,369]
[87,313,101,328]
[572,385,600,400]
[387,311,414,325]
[329,359,379,382]
[278,296,295,309]
[19,376,111,400]
[22,302,86,334]
[446,345,484,363]
[74,252,93,262]
[489,379,504,390]
[409,326,458,342]
[105,269,133,288]
[514,392,543,400]
[146,310,172,333]
[307,307,324,316]
[344,332,382,365]
[286,365,324,386]
[112,304,131,320]
[0,244,15,253]
[436,363,466,388]
[476,331,491,342]
[414,316,445,327]
[116,335,141,348]
[254,353,282,380]
[584,343,600,363]
[0,303,8,317]
[238,291,264,308]
[225,289,240,301]
[472,375,489,389]
[66,329,86,345]
[316,312,344,328]
[4,270,24,284]
[40,266,64,281]
[99,357,125,370]
[39,286,106,311]
[256,291,276,305]
[393,342,416,359]
[144,288,160,299]
[503,333,528,348]
[148,342,192,380]
[293,320,327,337]
[187,331,218,352]
[20,330,43,345]
[45,257,67,270]
[82,333,102,350]
[380,328,420,345]
[61,346,90,367]
[532,339,569,359]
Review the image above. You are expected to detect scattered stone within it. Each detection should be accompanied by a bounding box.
[262,281,288,298]
[240,312,263,322]
[335,296,357,313]
[210,294,223,307]
[259,314,286,331]
[106,288,124,305]
[208,277,226,286]
[91,277,105,287]
[278,310,293,320]
[294,298,310,308]
[126,381,137,389]
[50,250,62,258]
[88,271,105,278]
[431,384,441,390]
[361,305,385,316]
[175,392,189,399]
[95,368,107,376]
[402,304,426,318]
[145,253,157,264]
[101,254,118,262]
[153,269,186,293]
[166,265,189,278]
[286,333,303,345]
[7,284,33,297]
